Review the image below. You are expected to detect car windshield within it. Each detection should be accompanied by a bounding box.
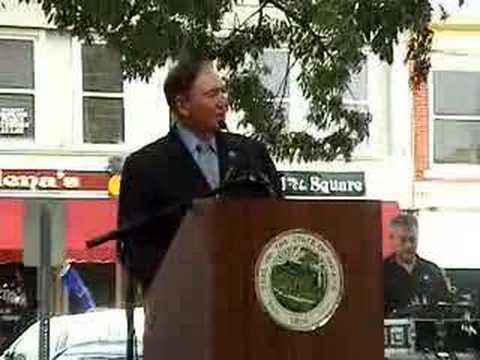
[52,340,143,360]
[1,309,144,360]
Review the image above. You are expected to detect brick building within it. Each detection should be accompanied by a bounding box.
[412,6,480,293]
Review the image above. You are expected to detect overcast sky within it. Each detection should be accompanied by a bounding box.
[432,0,480,13]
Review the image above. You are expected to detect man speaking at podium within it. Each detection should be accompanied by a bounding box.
[118,55,281,296]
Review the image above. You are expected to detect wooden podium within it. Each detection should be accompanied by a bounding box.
[144,199,384,360]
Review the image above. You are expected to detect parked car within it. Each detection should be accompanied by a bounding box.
[52,340,142,360]
[0,308,144,360]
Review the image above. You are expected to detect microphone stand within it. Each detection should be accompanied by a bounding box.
[125,273,136,360]
[87,118,276,360]
[86,177,276,360]
[86,178,275,249]
[87,191,217,360]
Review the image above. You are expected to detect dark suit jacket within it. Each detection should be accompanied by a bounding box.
[384,255,452,315]
[118,129,281,291]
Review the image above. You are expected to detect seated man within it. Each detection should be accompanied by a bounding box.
[384,214,452,315]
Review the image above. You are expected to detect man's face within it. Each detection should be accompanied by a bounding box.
[390,225,418,264]
[176,66,228,134]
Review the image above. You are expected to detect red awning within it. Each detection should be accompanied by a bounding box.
[0,198,399,263]
[0,199,24,263]
[0,198,117,264]
[381,201,400,258]
[65,199,117,263]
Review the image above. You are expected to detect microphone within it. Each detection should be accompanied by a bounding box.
[221,135,278,198]
[86,122,278,248]
[218,120,275,195]
[224,149,240,182]
[222,148,275,198]
[218,120,228,131]
[86,170,274,249]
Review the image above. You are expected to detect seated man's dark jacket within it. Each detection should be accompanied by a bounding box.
[384,254,451,315]
[117,128,281,292]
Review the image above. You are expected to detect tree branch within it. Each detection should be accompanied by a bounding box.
[264,0,337,65]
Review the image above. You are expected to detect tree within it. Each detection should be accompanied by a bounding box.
[15,0,463,161]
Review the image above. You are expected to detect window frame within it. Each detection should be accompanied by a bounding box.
[72,40,126,150]
[259,51,375,160]
[428,69,480,177]
[342,60,372,159]
[343,63,369,112]
[0,33,38,146]
[261,48,291,121]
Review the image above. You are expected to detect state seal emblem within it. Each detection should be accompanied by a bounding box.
[255,229,344,332]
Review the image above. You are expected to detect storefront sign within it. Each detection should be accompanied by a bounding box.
[279,171,365,197]
[0,107,30,135]
[0,170,109,192]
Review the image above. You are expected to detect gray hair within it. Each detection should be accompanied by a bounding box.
[390,214,418,231]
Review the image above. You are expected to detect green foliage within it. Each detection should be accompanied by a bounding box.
[14,0,463,162]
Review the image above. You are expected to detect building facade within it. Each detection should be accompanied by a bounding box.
[0,1,164,318]
[413,9,480,271]
[0,0,416,324]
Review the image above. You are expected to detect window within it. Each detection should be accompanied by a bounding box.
[343,64,368,112]
[260,49,290,97]
[0,39,35,141]
[433,71,480,165]
[260,49,290,117]
[81,45,124,144]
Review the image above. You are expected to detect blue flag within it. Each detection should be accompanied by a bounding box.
[60,264,96,312]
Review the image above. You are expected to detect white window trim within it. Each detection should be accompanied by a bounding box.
[72,39,127,152]
[262,48,291,119]
[343,99,369,108]
[426,70,480,179]
[347,60,375,160]
[0,30,42,150]
[343,65,369,111]
[0,88,35,95]
[271,51,378,161]
[83,91,123,99]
